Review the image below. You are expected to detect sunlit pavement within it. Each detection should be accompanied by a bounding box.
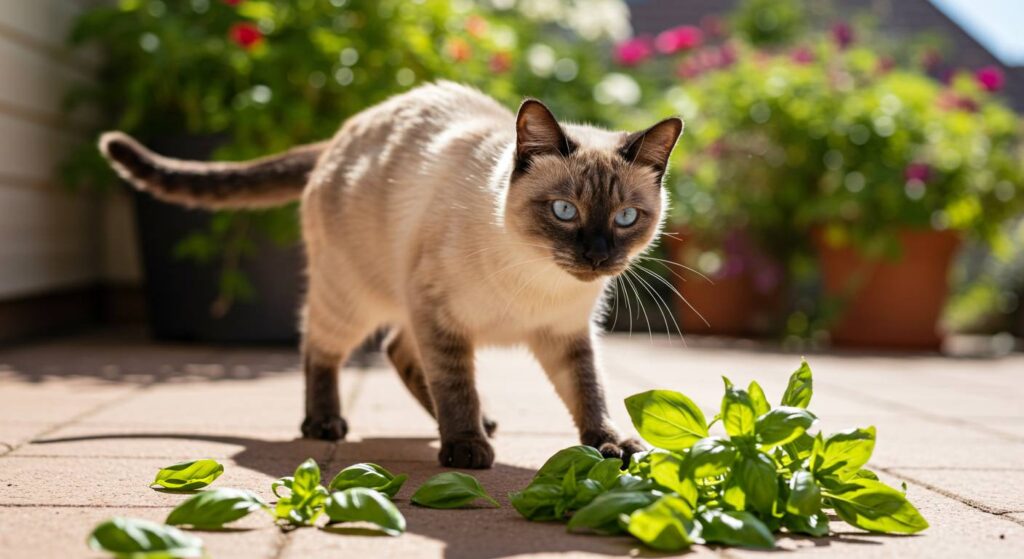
[1,330,1022,558]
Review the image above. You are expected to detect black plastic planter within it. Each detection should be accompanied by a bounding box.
[130,136,303,344]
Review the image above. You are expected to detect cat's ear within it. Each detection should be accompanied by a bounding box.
[620,117,684,176]
[515,99,574,174]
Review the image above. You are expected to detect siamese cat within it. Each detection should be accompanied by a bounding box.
[100,81,682,469]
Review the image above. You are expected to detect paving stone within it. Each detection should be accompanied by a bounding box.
[888,468,1024,515]
[11,423,330,460]
[0,505,281,559]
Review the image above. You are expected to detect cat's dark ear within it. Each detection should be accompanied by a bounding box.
[620,117,684,177]
[515,99,574,174]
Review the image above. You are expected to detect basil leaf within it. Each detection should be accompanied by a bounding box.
[563,479,605,513]
[852,469,879,481]
[166,488,266,529]
[755,406,817,448]
[698,509,775,549]
[509,482,564,521]
[581,457,621,490]
[786,470,822,516]
[747,381,771,417]
[273,458,328,526]
[625,390,708,451]
[648,453,697,508]
[826,479,928,534]
[411,472,499,509]
[721,378,756,438]
[88,517,204,558]
[567,490,660,535]
[781,360,813,408]
[625,494,698,552]
[811,427,876,481]
[328,463,407,498]
[783,511,830,537]
[325,488,406,536]
[684,436,738,478]
[782,432,816,464]
[533,446,603,483]
[723,452,778,515]
[151,459,224,491]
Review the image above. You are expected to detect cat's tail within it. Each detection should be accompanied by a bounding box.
[98,131,327,209]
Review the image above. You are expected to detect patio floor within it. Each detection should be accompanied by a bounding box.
[1,329,1022,558]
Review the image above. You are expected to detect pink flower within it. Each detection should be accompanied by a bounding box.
[614,37,653,66]
[831,22,854,49]
[791,47,815,64]
[975,66,1005,92]
[718,43,738,67]
[655,26,703,54]
[229,23,262,49]
[904,163,931,183]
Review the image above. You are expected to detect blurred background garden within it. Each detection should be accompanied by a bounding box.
[2,0,1023,354]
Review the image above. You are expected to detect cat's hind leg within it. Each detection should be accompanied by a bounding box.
[299,289,373,441]
[383,327,498,437]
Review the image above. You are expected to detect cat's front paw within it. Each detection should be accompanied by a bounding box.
[439,434,494,469]
[582,429,645,468]
[301,414,348,441]
[596,438,645,467]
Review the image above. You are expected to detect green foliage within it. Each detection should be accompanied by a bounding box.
[325,488,406,535]
[87,517,204,558]
[410,472,499,509]
[272,458,329,526]
[511,360,929,552]
[165,488,267,529]
[151,459,224,491]
[328,463,407,498]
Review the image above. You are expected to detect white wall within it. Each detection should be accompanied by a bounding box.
[0,0,139,300]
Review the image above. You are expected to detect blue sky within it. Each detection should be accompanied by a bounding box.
[930,0,1024,66]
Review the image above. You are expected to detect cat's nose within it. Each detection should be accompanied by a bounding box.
[584,238,610,269]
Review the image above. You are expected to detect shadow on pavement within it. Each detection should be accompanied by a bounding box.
[31,432,641,559]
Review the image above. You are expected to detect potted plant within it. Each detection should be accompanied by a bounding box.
[63,0,630,342]
[615,4,1024,347]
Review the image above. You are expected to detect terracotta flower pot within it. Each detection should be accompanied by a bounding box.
[815,229,960,350]
[663,230,783,337]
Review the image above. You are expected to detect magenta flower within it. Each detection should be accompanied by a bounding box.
[655,25,703,54]
[904,163,931,183]
[791,47,815,64]
[975,66,1005,92]
[614,37,653,66]
[831,22,854,49]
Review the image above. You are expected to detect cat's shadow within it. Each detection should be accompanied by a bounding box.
[32,432,646,559]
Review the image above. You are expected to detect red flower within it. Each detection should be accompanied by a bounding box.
[488,52,511,74]
[655,25,703,54]
[975,66,1005,92]
[831,22,854,49]
[224,0,242,6]
[445,38,472,62]
[614,37,653,66]
[229,23,263,49]
[791,46,815,64]
[904,163,931,183]
[466,15,488,39]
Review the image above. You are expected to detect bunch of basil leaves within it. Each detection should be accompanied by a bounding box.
[510,361,928,551]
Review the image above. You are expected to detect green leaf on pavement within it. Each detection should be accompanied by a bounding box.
[325,487,406,536]
[328,463,407,498]
[166,488,266,529]
[88,517,204,558]
[151,459,224,491]
[411,472,499,509]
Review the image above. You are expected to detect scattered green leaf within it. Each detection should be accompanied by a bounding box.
[411,472,499,509]
[151,459,224,491]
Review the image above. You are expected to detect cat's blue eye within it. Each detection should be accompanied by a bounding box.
[551,200,578,221]
[615,207,639,227]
